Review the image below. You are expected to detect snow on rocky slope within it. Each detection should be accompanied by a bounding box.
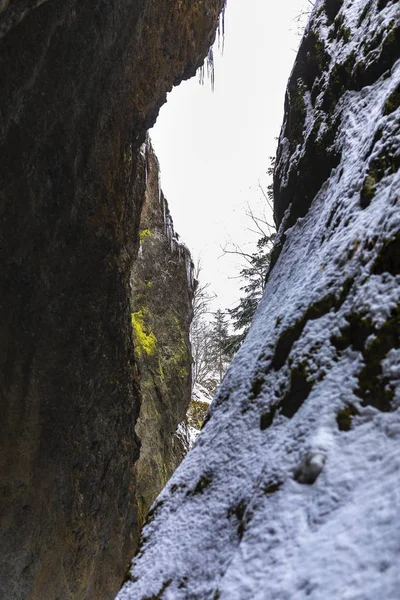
[185,383,214,448]
[117,0,400,598]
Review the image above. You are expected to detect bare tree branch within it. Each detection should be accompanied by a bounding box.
[220,244,255,264]
[257,182,274,216]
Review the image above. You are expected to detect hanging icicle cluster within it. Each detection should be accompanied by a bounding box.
[217,0,226,52]
[198,0,226,91]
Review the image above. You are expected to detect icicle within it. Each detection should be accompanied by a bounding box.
[139,140,148,186]
[198,64,205,86]
[158,173,162,207]
[197,1,226,89]
[218,0,227,54]
[165,214,173,241]
[162,196,167,234]
[207,47,215,92]
[185,255,194,290]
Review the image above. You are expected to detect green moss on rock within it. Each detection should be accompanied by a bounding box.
[336,405,359,431]
[354,23,400,90]
[287,80,307,151]
[322,52,356,113]
[331,307,399,412]
[263,481,283,495]
[331,313,374,352]
[372,231,400,276]
[357,1,373,26]
[383,82,400,115]
[250,375,265,399]
[131,309,157,357]
[272,282,353,370]
[189,472,213,495]
[187,400,209,430]
[360,174,377,208]
[279,362,315,418]
[260,405,278,430]
[329,13,351,43]
[361,146,400,208]
[355,307,399,411]
[139,228,152,243]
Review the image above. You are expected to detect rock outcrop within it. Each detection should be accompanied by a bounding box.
[131,138,195,527]
[117,1,400,598]
[0,2,225,599]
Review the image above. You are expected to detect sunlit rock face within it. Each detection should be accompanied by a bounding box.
[0,1,224,599]
[117,1,400,599]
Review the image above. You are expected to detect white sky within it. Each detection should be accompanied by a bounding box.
[150,1,311,312]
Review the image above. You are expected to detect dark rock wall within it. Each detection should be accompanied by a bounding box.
[0,1,224,599]
[131,138,194,527]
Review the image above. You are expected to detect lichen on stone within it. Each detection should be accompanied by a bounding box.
[131,309,157,357]
[139,228,152,243]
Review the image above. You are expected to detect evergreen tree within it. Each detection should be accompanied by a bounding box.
[226,231,275,353]
[224,176,277,354]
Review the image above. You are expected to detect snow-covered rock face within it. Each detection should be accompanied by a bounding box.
[117,1,400,598]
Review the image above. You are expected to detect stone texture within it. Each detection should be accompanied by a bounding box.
[131,138,195,527]
[0,1,224,599]
[272,0,400,262]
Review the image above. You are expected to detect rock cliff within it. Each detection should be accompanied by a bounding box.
[0,1,224,599]
[130,138,195,528]
[117,1,400,598]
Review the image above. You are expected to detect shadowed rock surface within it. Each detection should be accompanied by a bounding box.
[116,1,400,598]
[0,1,224,599]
